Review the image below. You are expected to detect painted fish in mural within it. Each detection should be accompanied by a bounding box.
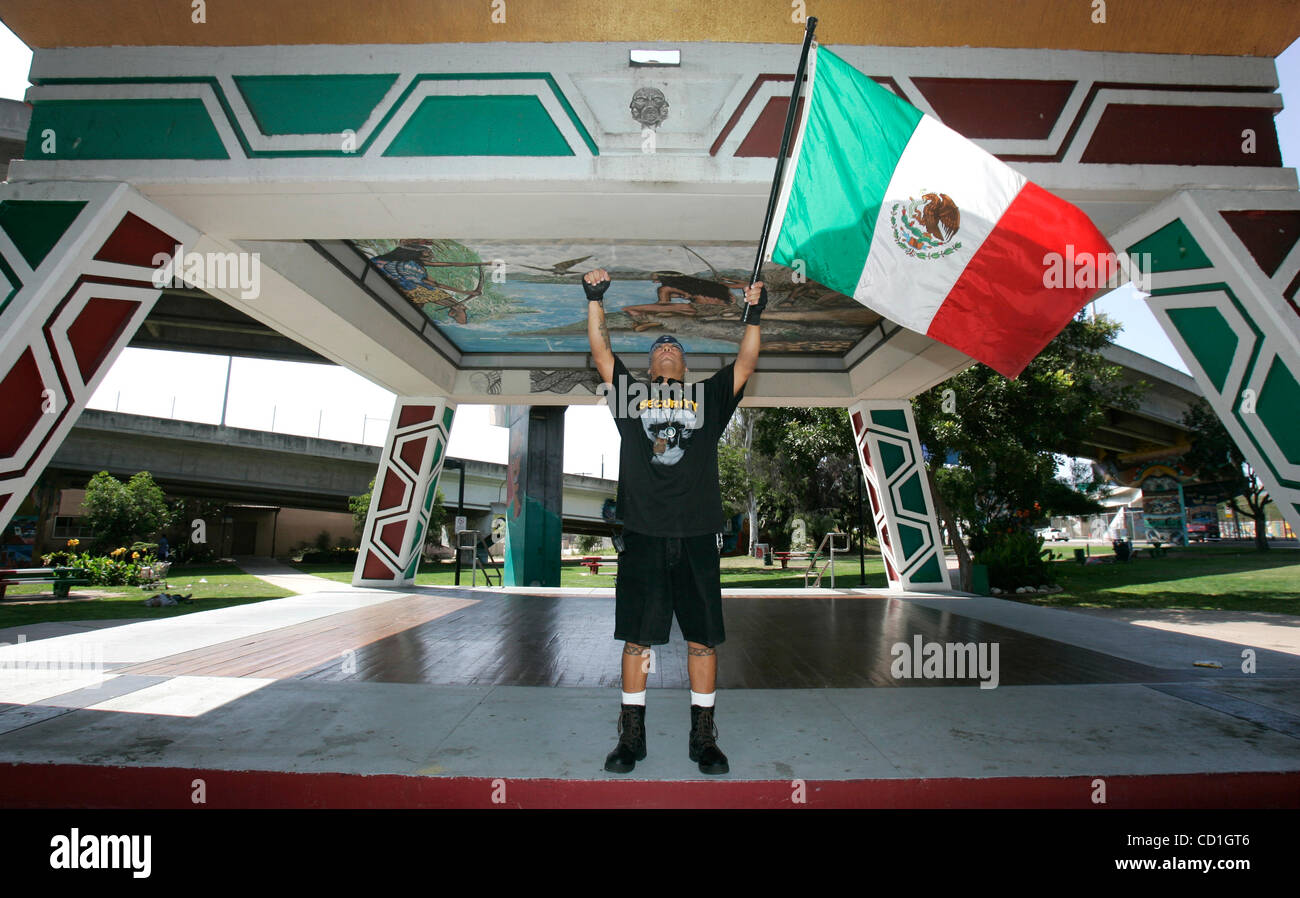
[368,239,491,324]
[519,255,594,277]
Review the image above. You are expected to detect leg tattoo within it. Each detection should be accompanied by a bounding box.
[687,645,716,656]
[624,643,649,656]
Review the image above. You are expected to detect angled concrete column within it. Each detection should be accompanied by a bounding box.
[1112,189,1300,537]
[848,400,950,592]
[501,405,564,587]
[353,398,455,587]
[0,181,197,534]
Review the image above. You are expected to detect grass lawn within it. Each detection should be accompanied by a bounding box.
[0,562,295,629]
[291,554,890,590]
[1025,545,1300,615]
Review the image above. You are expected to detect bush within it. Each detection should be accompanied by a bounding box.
[39,544,146,587]
[973,531,1052,591]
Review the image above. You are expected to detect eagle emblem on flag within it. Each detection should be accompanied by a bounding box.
[890,192,963,260]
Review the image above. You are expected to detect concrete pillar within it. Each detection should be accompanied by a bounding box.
[352,397,455,587]
[501,405,564,587]
[1111,189,1300,538]
[848,399,950,592]
[0,181,197,535]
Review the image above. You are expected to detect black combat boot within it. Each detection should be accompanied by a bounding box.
[604,704,647,773]
[689,704,730,774]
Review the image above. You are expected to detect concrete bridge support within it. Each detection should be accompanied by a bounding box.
[352,397,455,587]
[848,399,950,592]
[500,405,564,588]
[0,181,196,535]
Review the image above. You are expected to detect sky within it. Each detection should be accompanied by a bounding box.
[2,24,1298,480]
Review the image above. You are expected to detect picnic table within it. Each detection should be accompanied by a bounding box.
[580,555,618,574]
[772,551,811,570]
[0,566,91,599]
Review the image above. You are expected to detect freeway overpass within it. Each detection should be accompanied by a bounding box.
[117,290,1206,464]
[40,408,618,537]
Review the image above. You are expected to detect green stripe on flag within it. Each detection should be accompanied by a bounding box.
[771,47,922,291]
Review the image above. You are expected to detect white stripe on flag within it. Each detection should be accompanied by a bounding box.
[762,41,819,264]
[853,115,1027,334]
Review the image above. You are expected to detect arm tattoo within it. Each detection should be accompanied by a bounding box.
[687,645,716,656]
[597,315,612,353]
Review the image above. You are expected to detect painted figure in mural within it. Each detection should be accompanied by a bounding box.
[584,266,764,775]
[367,239,489,324]
[618,272,747,331]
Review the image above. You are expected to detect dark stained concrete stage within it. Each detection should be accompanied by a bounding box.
[294,590,1187,689]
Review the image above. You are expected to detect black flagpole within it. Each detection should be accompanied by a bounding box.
[744,16,818,323]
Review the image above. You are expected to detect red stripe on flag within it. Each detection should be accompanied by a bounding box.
[926,182,1113,379]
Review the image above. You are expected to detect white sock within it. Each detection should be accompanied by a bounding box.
[690,690,715,708]
[621,690,646,706]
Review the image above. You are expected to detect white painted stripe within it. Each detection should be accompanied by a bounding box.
[87,675,275,717]
[853,114,1027,333]
[0,670,115,705]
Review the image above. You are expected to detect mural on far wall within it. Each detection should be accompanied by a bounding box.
[350,239,884,356]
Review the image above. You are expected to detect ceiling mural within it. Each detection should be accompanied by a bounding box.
[349,239,883,356]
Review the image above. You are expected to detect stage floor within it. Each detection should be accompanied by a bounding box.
[1,581,1299,807]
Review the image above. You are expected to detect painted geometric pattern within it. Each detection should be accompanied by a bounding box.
[25,74,597,160]
[1115,190,1300,535]
[713,75,1281,167]
[848,400,949,592]
[0,183,195,534]
[353,399,455,587]
[23,60,1278,169]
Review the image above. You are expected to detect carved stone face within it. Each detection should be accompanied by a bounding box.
[630,87,669,128]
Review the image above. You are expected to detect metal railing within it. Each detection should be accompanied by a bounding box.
[803,532,849,588]
[456,529,499,587]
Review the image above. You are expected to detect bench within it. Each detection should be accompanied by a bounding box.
[772,552,811,570]
[0,567,91,600]
[580,555,618,574]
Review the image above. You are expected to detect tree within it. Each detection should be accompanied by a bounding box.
[1181,398,1271,551]
[720,406,874,553]
[719,408,774,553]
[349,479,375,535]
[349,479,449,546]
[753,407,860,527]
[82,470,170,549]
[913,312,1141,588]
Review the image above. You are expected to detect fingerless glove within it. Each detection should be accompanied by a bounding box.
[742,285,768,325]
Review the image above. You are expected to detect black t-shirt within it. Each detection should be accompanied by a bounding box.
[605,356,744,537]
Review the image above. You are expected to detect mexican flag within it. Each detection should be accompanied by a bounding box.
[763,45,1114,379]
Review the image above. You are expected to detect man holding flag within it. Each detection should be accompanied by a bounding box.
[585,268,765,775]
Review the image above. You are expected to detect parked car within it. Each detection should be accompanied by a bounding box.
[1037,527,1069,542]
